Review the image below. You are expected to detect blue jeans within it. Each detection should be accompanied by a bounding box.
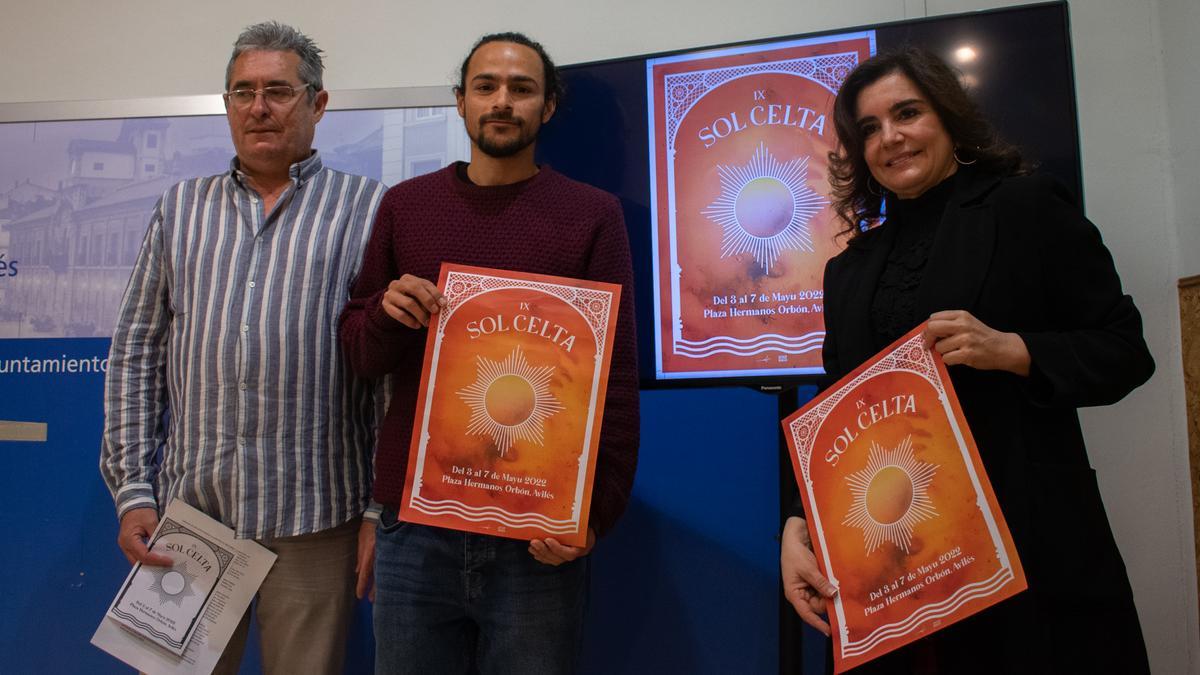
[373,509,588,675]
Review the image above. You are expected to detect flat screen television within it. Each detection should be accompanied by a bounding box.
[537,1,1080,390]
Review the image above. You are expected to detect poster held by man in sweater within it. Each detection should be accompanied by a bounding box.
[399,263,621,547]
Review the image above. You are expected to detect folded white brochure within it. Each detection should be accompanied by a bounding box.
[92,499,276,674]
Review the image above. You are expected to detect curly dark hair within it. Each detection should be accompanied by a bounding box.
[454,32,563,106]
[828,47,1026,239]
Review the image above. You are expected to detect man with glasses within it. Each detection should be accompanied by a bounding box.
[100,21,383,673]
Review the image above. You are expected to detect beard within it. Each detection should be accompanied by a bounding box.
[472,111,542,158]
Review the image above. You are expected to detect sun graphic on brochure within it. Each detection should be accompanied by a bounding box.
[701,142,828,273]
[457,346,565,457]
[842,436,939,555]
[146,561,198,607]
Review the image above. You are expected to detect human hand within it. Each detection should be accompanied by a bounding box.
[380,274,447,328]
[529,529,596,566]
[923,310,1031,376]
[355,519,377,601]
[117,507,172,566]
[781,516,837,636]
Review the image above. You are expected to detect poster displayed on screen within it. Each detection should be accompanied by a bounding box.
[647,32,874,381]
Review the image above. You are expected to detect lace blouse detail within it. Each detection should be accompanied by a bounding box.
[869,175,957,349]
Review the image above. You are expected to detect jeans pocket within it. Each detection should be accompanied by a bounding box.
[378,507,408,534]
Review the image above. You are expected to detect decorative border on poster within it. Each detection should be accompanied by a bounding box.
[785,332,1021,658]
[407,269,615,534]
[646,32,876,378]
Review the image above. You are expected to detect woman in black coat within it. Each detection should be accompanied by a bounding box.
[780,48,1154,673]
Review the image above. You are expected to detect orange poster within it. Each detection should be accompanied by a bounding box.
[648,32,874,380]
[399,264,621,547]
[783,324,1026,672]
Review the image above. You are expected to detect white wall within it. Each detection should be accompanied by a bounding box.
[1159,0,1200,276]
[3,0,1195,671]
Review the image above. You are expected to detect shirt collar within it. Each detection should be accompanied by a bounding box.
[229,150,324,189]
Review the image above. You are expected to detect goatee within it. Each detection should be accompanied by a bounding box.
[474,112,540,158]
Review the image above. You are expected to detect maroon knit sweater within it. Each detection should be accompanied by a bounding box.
[339,163,639,537]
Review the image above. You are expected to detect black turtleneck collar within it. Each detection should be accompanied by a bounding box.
[889,170,959,224]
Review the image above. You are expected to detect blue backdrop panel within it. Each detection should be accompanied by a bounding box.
[0,337,129,673]
[582,386,781,675]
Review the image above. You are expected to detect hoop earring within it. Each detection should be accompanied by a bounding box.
[953,149,978,166]
[867,176,883,197]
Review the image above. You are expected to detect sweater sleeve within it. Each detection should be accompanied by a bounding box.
[339,193,428,378]
[583,195,641,538]
[1016,178,1155,408]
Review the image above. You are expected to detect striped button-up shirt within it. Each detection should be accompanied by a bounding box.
[101,152,385,539]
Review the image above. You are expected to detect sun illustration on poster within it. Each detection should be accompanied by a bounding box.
[146,562,198,607]
[701,142,827,273]
[842,436,939,554]
[458,346,565,457]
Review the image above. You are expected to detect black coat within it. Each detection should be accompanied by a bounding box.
[821,169,1154,674]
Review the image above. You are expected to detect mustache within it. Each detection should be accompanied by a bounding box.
[479,112,523,125]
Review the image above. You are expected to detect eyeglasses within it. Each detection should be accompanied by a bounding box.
[223,84,311,109]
